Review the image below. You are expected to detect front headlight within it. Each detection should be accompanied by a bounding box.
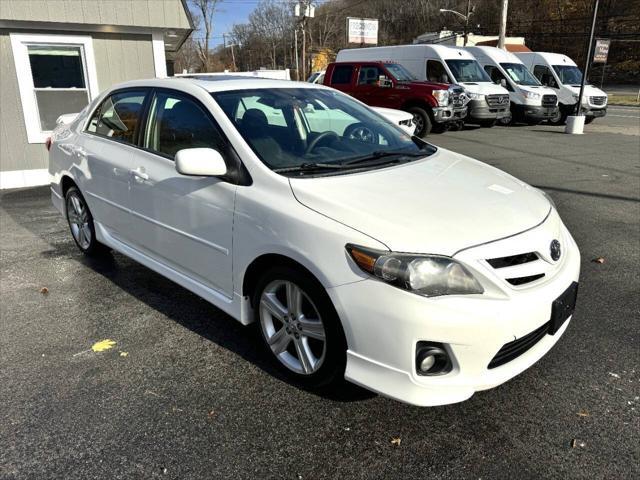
[433,89,449,107]
[466,92,484,100]
[523,91,541,100]
[346,244,484,297]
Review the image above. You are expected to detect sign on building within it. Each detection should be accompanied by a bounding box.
[593,39,610,63]
[347,17,379,45]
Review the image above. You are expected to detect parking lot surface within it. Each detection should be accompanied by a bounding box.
[1,109,639,479]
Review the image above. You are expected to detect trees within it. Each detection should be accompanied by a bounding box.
[191,0,220,72]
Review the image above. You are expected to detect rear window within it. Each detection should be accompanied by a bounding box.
[331,65,353,85]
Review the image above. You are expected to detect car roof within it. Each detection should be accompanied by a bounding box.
[107,76,326,94]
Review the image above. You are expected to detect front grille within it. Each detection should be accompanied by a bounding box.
[542,94,557,107]
[507,274,545,286]
[488,321,550,369]
[590,96,606,106]
[450,87,467,107]
[486,94,509,108]
[487,252,538,269]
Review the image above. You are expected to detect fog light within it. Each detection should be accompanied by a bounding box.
[415,342,452,376]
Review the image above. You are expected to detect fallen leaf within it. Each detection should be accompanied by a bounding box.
[40,287,49,294]
[571,439,586,448]
[207,410,216,421]
[91,339,116,352]
[609,372,620,379]
[592,257,605,264]
[391,437,401,446]
[119,351,128,357]
[577,410,590,417]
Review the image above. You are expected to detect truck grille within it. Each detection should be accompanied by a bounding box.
[590,96,607,106]
[542,94,557,107]
[450,87,467,107]
[486,94,510,108]
[488,320,550,369]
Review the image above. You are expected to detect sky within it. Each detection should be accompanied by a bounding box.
[190,0,271,49]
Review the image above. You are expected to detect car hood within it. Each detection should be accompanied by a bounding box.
[289,148,551,255]
[460,82,509,95]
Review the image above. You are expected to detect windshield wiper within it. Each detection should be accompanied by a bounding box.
[342,149,427,166]
[273,162,353,173]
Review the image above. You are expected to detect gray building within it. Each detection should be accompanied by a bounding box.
[0,0,193,189]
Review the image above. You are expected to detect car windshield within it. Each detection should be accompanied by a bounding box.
[307,72,320,83]
[552,65,584,86]
[445,59,491,83]
[385,63,416,82]
[500,62,540,86]
[212,88,434,175]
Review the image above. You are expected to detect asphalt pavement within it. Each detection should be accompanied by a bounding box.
[1,109,639,479]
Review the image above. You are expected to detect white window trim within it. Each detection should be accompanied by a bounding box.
[151,30,167,78]
[9,33,99,144]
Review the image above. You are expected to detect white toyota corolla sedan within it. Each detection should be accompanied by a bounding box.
[49,77,580,406]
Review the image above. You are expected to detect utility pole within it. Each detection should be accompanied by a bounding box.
[576,0,600,115]
[294,1,314,81]
[498,0,508,49]
[222,33,237,72]
[464,0,471,46]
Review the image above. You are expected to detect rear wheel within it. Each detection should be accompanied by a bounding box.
[254,266,346,387]
[65,186,108,256]
[408,106,432,137]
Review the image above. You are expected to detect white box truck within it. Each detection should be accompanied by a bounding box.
[466,46,559,125]
[336,44,510,127]
[515,52,608,125]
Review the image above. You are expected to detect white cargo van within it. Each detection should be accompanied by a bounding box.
[337,44,510,127]
[515,52,607,125]
[466,46,559,125]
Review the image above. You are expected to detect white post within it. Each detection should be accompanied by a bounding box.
[152,30,167,78]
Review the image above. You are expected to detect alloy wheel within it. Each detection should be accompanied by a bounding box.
[259,280,327,375]
[66,191,92,250]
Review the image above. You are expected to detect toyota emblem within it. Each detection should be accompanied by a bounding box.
[550,240,561,261]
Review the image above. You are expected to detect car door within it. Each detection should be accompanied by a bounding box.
[80,89,149,243]
[353,65,386,106]
[128,89,236,297]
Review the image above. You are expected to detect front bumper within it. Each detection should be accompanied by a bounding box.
[328,210,581,406]
[433,105,468,124]
[586,107,607,118]
[467,99,510,122]
[514,104,559,121]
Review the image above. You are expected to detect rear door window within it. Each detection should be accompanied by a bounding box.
[331,65,354,85]
[86,90,147,145]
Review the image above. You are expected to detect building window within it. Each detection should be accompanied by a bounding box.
[10,34,99,143]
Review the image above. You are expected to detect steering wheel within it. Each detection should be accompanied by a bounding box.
[305,131,340,154]
[344,123,376,144]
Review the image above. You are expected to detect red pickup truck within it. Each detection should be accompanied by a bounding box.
[323,61,467,137]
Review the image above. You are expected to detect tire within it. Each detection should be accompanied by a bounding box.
[253,265,347,388]
[408,106,432,138]
[64,186,109,256]
[498,112,513,126]
[584,116,596,125]
[548,105,567,126]
[479,119,496,128]
[448,121,463,131]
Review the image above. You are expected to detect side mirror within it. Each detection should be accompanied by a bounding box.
[175,148,227,177]
[379,75,392,88]
[499,78,507,88]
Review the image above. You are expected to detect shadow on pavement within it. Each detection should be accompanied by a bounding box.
[1,186,376,404]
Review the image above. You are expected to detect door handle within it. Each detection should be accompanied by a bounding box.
[129,167,149,181]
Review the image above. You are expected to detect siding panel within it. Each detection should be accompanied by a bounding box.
[0,0,191,29]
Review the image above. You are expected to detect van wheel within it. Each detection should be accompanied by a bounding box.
[584,116,596,125]
[65,186,109,256]
[408,107,432,137]
[548,106,567,125]
[498,113,513,126]
[254,266,347,388]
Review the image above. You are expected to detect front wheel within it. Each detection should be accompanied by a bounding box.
[584,116,596,124]
[548,106,567,126]
[479,119,496,128]
[408,106,433,137]
[254,266,346,387]
[65,186,108,256]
